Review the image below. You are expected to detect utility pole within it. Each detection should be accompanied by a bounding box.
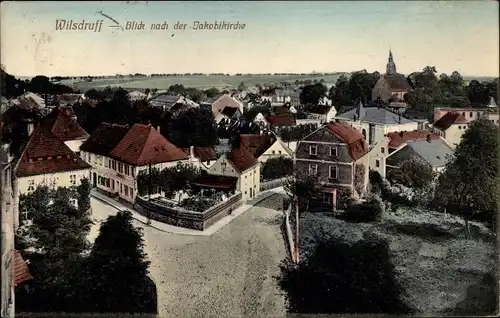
[295,196,300,264]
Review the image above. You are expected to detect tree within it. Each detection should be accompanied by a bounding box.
[261,157,293,181]
[165,107,218,147]
[237,81,247,92]
[284,174,322,212]
[76,178,91,217]
[387,159,436,190]
[299,83,327,105]
[277,237,412,314]
[168,84,185,95]
[85,211,156,313]
[204,87,220,98]
[329,75,351,106]
[185,87,204,103]
[160,162,202,197]
[434,119,499,235]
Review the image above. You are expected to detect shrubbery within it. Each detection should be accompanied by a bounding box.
[341,194,384,222]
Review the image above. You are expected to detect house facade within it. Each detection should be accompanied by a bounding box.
[434,99,499,125]
[14,119,92,198]
[335,102,419,173]
[429,112,469,149]
[307,105,337,124]
[207,147,261,201]
[295,122,370,207]
[240,133,293,163]
[80,123,191,203]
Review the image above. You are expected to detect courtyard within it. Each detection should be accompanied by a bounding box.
[89,194,288,317]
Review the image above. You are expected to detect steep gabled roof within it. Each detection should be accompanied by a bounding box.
[386,130,440,149]
[13,250,32,286]
[406,139,454,168]
[109,124,189,166]
[336,104,416,125]
[221,106,240,117]
[273,106,291,116]
[432,112,468,131]
[227,147,259,173]
[266,114,296,127]
[15,124,91,177]
[324,122,368,161]
[385,74,412,91]
[80,122,130,156]
[182,147,218,161]
[40,107,89,141]
[239,134,273,158]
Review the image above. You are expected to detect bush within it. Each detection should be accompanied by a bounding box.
[342,195,384,222]
[369,170,383,194]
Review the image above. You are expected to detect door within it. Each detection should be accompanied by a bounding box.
[92,172,97,187]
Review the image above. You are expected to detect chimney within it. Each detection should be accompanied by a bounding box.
[189,146,195,159]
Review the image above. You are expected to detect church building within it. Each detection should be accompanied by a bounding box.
[371,50,413,110]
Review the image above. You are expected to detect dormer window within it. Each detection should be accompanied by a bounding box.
[47,156,52,160]
[309,145,317,156]
[57,155,62,159]
[37,157,43,161]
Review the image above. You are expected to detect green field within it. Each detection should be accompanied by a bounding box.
[62,74,348,91]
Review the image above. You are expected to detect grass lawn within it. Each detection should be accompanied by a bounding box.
[299,207,497,315]
[62,74,347,91]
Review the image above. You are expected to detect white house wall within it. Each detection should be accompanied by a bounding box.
[18,169,90,196]
[258,140,293,163]
[239,165,260,200]
[207,155,240,178]
[64,139,86,154]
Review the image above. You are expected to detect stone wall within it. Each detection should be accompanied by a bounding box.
[134,192,243,231]
[260,177,288,192]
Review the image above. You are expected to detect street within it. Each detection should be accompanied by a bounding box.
[89,194,288,318]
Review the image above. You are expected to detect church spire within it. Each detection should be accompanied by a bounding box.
[386,49,397,75]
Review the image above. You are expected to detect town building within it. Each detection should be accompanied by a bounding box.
[429,112,469,149]
[385,136,454,176]
[335,101,419,172]
[211,94,244,118]
[371,50,412,110]
[149,94,199,112]
[214,106,242,125]
[240,133,293,163]
[79,123,191,203]
[433,97,499,125]
[207,147,261,201]
[181,146,218,169]
[265,114,297,130]
[14,117,92,198]
[376,130,442,178]
[307,104,337,124]
[294,122,370,208]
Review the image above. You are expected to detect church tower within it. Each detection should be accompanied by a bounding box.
[386,49,397,75]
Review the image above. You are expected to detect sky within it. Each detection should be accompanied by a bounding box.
[1,1,499,77]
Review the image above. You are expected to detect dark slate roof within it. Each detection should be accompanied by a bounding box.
[221,107,239,117]
[406,139,454,168]
[432,112,468,130]
[385,74,412,91]
[336,102,416,125]
[79,122,130,156]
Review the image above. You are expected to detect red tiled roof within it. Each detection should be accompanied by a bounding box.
[324,122,368,161]
[191,175,238,189]
[13,250,33,286]
[80,122,130,156]
[273,106,291,115]
[15,125,91,177]
[182,147,218,161]
[386,130,440,149]
[433,112,468,130]
[109,124,189,166]
[227,147,259,172]
[239,134,273,158]
[266,114,296,127]
[41,107,89,141]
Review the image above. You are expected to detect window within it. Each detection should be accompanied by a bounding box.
[329,166,338,179]
[98,156,103,165]
[125,165,130,175]
[278,150,282,154]
[376,160,380,168]
[381,147,385,154]
[470,112,473,117]
[322,192,333,204]
[112,160,116,170]
[124,186,129,197]
[309,145,317,155]
[330,147,337,157]
[118,163,123,173]
[308,164,318,176]
[272,150,276,154]
[362,129,367,139]
[462,112,465,117]
[70,174,77,185]
[104,159,108,168]
[27,180,35,192]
